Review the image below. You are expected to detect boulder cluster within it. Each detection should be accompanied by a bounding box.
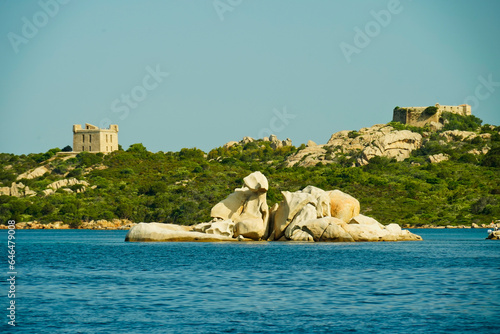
[0,178,92,198]
[224,135,293,150]
[126,172,422,242]
[487,230,500,240]
[286,124,423,167]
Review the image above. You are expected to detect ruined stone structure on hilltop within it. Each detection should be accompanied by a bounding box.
[73,123,119,153]
[393,103,471,127]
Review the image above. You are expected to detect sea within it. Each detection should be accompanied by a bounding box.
[1,228,499,334]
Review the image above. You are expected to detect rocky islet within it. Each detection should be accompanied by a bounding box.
[126,171,423,242]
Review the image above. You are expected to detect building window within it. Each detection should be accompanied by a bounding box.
[110,135,113,143]
[90,135,92,143]
[82,134,85,142]
[82,146,84,151]
[89,146,92,151]
[106,134,108,143]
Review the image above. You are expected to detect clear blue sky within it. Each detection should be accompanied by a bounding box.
[1,0,499,154]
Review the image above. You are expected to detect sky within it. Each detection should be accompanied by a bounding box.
[1,0,500,155]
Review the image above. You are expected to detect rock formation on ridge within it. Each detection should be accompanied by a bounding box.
[285,124,423,167]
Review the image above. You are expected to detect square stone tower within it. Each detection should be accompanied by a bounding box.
[73,123,119,153]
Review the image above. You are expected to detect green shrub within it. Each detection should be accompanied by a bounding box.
[424,106,438,116]
[76,152,103,167]
[442,112,482,131]
[348,131,360,139]
[482,147,500,167]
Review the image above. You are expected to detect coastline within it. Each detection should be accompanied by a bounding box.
[1,220,497,230]
[0,219,136,230]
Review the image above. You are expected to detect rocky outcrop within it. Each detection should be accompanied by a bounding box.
[270,186,421,242]
[429,121,444,131]
[47,178,90,191]
[428,153,449,164]
[306,140,317,147]
[126,171,270,242]
[286,124,423,167]
[327,190,360,222]
[1,177,92,197]
[265,134,292,149]
[125,171,422,243]
[17,166,50,180]
[223,141,239,149]
[223,135,293,151]
[285,145,332,167]
[79,219,136,230]
[0,182,36,197]
[42,178,92,196]
[211,171,269,240]
[439,130,492,142]
[468,147,490,155]
[330,125,422,166]
[0,219,136,230]
[487,230,500,240]
[125,223,238,242]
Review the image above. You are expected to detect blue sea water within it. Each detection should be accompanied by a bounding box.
[1,229,499,333]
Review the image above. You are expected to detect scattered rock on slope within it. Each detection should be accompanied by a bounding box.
[16,166,50,180]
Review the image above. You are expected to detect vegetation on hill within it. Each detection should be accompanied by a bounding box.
[1,113,499,227]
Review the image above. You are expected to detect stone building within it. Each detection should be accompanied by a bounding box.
[73,123,119,153]
[393,103,471,127]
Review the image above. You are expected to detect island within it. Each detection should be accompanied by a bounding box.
[126,172,422,242]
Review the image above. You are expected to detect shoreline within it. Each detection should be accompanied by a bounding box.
[0,220,497,230]
[0,219,136,230]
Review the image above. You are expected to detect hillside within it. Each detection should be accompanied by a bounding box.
[1,113,499,227]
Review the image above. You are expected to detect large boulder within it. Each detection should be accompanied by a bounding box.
[284,203,317,239]
[321,221,355,242]
[273,191,317,240]
[299,217,354,242]
[327,190,360,223]
[289,229,314,242]
[205,220,235,237]
[125,223,237,242]
[243,171,268,192]
[211,171,269,240]
[210,187,252,221]
[302,185,331,218]
[345,215,422,241]
[487,230,500,240]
